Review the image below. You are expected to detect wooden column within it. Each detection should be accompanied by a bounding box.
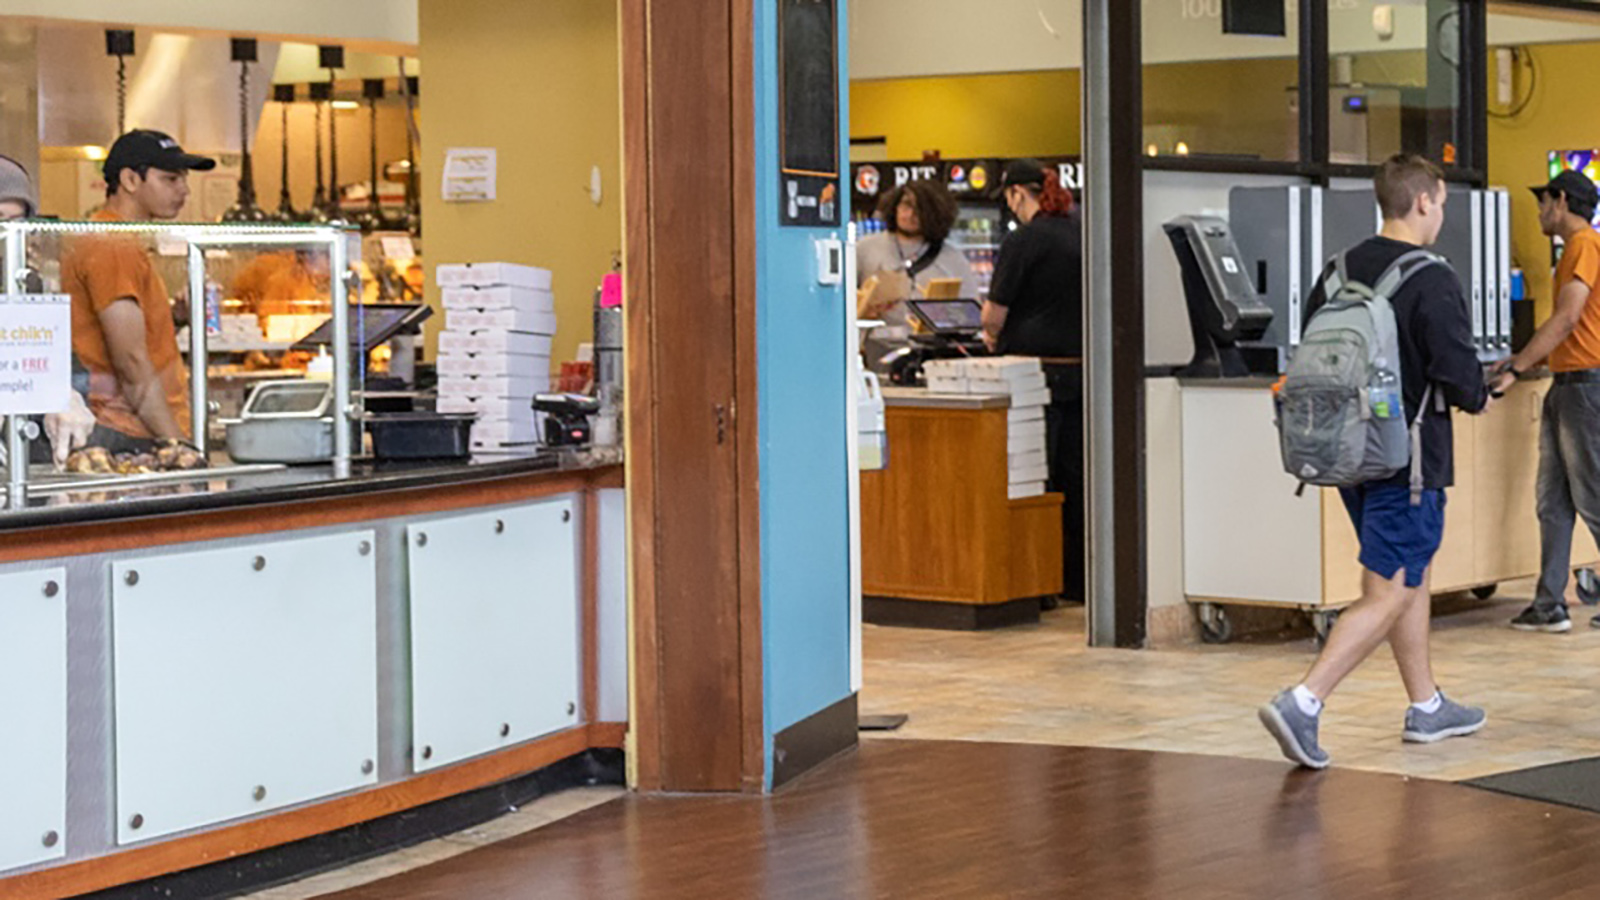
[622,0,763,792]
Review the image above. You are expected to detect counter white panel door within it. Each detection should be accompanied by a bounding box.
[1181,386,1324,603]
[408,498,581,772]
[596,488,629,723]
[0,568,67,873]
[111,533,379,844]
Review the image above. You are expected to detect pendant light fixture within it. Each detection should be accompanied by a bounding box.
[320,44,346,223]
[308,81,333,222]
[105,29,135,135]
[355,78,387,233]
[272,84,301,222]
[222,38,270,222]
[398,68,421,237]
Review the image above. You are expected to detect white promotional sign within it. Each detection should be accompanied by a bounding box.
[441,148,497,203]
[0,295,72,415]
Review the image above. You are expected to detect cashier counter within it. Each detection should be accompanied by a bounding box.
[1164,190,1596,644]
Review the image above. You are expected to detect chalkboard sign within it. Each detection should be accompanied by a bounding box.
[778,0,840,227]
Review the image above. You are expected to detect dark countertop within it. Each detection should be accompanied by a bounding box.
[0,447,623,533]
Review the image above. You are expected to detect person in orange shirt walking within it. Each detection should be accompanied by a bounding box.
[1498,169,1600,632]
[60,130,213,465]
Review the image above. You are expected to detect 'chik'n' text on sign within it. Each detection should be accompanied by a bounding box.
[0,294,71,415]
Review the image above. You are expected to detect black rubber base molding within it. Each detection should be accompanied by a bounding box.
[864,595,1044,630]
[76,749,625,900]
[772,694,859,790]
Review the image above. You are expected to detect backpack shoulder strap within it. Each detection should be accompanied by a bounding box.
[1372,249,1446,300]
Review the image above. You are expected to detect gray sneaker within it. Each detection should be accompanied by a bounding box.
[1259,690,1330,769]
[1402,693,1486,743]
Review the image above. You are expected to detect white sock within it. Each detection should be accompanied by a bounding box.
[1412,691,1443,714]
[1291,684,1322,717]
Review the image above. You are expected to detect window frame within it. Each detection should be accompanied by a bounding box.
[1140,0,1488,187]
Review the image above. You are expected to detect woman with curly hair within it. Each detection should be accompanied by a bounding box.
[856,179,976,363]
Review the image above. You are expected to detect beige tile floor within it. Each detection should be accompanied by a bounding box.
[862,580,1600,782]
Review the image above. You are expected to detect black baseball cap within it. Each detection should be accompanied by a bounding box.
[1530,169,1599,213]
[104,129,216,183]
[1001,158,1047,189]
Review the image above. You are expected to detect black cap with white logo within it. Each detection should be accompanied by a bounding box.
[104,129,216,184]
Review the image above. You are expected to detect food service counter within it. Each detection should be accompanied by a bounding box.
[860,387,1064,629]
[1179,375,1599,643]
[0,451,628,899]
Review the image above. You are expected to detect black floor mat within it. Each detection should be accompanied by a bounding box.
[1466,757,1600,814]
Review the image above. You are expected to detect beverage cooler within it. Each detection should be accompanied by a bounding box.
[850,155,1082,302]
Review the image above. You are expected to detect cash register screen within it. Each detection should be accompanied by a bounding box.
[292,303,432,353]
[907,299,983,335]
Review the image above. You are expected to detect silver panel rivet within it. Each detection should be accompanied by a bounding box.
[124,571,139,587]
[252,556,266,572]
[567,702,576,716]
[495,520,505,534]
[129,813,144,830]
[361,759,374,775]
[358,540,372,556]
[416,533,428,547]
[421,745,433,760]
[41,830,58,848]
[499,723,511,738]
[562,510,571,523]
[252,785,267,802]
[42,580,59,598]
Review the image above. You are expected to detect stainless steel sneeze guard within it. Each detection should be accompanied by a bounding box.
[0,221,358,506]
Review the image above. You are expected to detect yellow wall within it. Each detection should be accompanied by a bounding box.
[850,70,1081,160]
[417,0,621,365]
[850,57,1296,163]
[1488,42,1598,321]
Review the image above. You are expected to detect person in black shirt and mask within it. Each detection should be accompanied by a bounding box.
[983,158,1085,605]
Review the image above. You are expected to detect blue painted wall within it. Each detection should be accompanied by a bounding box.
[752,0,853,784]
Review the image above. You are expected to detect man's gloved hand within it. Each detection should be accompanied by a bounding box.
[45,392,96,470]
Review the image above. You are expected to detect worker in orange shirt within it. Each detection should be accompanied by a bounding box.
[1500,169,1600,633]
[60,130,213,466]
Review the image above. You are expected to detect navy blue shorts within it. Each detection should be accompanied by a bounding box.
[1339,484,1446,588]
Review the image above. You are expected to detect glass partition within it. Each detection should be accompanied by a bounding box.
[1142,0,1299,162]
[1328,0,1467,166]
[0,220,358,507]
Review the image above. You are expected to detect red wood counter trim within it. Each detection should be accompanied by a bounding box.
[0,723,629,900]
[0,467,621,565]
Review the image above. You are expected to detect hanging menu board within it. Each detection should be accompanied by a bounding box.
[778,0,840,227]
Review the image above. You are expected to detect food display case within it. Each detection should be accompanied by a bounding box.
[0,220,360,507]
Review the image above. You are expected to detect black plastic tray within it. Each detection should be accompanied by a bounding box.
[368,413,476,460]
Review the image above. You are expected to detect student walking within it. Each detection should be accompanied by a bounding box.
[1261,155,1493,769]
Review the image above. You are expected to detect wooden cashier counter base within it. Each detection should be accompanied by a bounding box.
[861,385,1065,630]
[1179,372,1600,645]
[0,449,627,899]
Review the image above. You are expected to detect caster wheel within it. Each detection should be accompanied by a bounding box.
[1472,584,1497,600]
[1578,569,1600,606]
[1313,609,1342,648]
[1197,604,1234,645]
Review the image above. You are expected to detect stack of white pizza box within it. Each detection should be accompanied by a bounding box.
[923,356,1051,499]
[435,262,556,457]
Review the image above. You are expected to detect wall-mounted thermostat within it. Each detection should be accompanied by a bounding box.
[816,237,843,286]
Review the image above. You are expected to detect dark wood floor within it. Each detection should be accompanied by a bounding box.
[320,740,1600,899]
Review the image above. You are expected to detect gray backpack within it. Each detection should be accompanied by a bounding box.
[1275,249,1442,503]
